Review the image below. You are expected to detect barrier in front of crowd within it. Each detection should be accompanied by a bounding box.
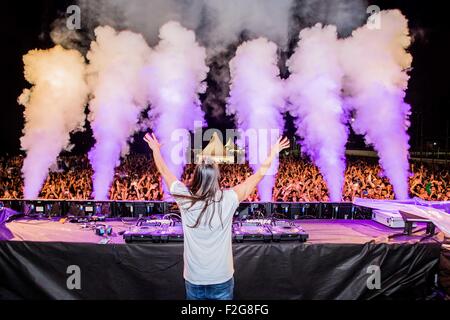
[0,199,373,220]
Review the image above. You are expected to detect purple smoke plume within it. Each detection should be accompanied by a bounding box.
[287,24,348,202]
[228,38,284,201]
[340,10,412,199]
[144,21,208,192]
[18,45,89,199]
[87,26,151,200]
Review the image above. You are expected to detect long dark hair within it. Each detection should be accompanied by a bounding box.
[173,159,224,228]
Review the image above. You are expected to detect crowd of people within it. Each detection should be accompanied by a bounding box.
[1,154,449,202]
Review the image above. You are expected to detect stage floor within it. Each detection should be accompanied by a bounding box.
[1,218,443,244]
[0,219,446,300]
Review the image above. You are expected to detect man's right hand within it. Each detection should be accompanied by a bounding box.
[144,133,162,152]
[270,137,290,155]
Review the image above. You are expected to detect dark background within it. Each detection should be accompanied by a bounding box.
[1,0,449,156]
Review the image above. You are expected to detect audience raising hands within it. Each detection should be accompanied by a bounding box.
[1,154,449,202]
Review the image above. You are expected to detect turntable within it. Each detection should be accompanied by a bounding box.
[160,223,184,242]
[123,225,162,243]
[232,222,272,242]
[123,214,183,243]
[269,220,309,242]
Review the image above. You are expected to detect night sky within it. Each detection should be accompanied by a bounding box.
[1,0,449,156]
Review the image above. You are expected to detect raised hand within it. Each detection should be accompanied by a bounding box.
[143,132,178,189]
[144,133,162,151]
[271,137,290,154]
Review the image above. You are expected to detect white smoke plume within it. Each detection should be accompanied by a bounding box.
[77,0,295,52]
[340,10,412,199]
[144,21,208,190]
[293,0,368,37]
[287,24,347,202]
[87,26,151,200]
[18,45,89,199]
[228,38,284,201]
[68,0,369,124]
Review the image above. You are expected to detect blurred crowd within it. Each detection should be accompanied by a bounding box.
[1,154,449,202]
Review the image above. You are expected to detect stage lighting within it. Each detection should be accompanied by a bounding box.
[35,203,45,214]
[133,202,148,216]
[272,203,290,216]
[65,201,108,218]
[84,203,95,214]
[114,201,164,217]
[235,202,270,220]
[22,200,62,217]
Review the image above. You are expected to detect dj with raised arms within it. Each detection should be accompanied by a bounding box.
[144,132,290,300]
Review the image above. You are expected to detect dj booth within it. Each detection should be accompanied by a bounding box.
[0,199,446,300]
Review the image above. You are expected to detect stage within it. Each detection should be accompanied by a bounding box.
[0,218,447,300]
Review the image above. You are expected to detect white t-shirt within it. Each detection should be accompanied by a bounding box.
[170,180,239,285]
